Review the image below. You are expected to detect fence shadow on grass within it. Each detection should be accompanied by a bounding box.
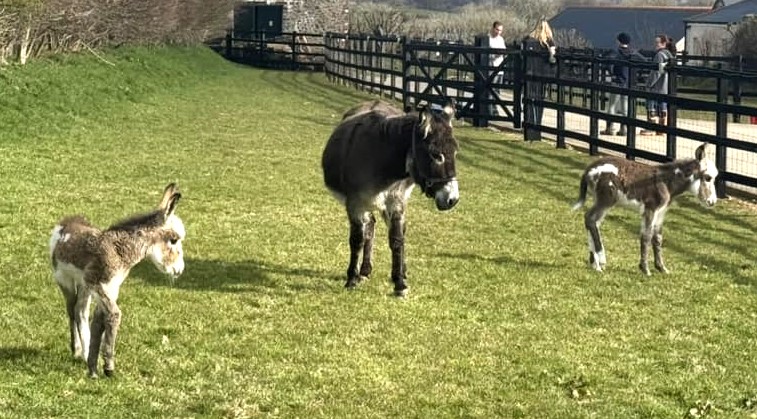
[458,138,587,206]
[135,258,339,293]
[259,71,373,119]
[434,252,562,271]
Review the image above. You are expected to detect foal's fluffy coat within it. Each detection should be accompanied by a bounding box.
[50,183,185,377]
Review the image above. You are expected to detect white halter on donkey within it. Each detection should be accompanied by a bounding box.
[572,143,718,275]
[49,183,185,378]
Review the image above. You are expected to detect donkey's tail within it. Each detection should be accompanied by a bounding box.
[571,173,589,211]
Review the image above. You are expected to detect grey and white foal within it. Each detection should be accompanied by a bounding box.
[49,183,185,377]
[572,143,718,275]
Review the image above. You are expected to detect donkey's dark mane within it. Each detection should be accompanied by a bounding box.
[380,114,417,142]
[106,210,164,232]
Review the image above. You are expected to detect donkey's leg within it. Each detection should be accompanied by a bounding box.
[99,295,122,377]
[54,271,81,358]
[383,199,408,297]
[87,303,106,378]
[584,206,609,271]
[87,285,122,378]
[63,287,80,358]
[652,210,669,274]
[359,212,376,278]
[74,287,92,361]
[639,210,655,276]
[345,202,366,288]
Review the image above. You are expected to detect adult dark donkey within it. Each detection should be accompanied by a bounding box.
[322,100,459,296]
[572,143,718,275]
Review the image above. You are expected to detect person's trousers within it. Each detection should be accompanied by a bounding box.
[525,81,545,141]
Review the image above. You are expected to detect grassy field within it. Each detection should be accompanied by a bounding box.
[1,47,757,418]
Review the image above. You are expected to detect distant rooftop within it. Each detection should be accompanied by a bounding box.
[686,0,757,23]
[549,6,710,49]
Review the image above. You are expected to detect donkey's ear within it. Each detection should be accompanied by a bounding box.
[159,183,180,211]
[442,99,457,120]
[164,192,182,218]
[419,107,433,135]
[695,143,708,161]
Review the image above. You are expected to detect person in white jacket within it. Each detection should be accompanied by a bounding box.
[487,21,506,116]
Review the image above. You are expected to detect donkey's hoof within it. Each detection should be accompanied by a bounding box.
[345,278,360,289]
[639,264,651,276]
[103,368,114,378]
[88,371,98,379]
[655,266,669,274]
[393,286,408,297]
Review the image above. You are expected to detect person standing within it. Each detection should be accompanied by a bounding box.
[521,19,556,141]
[640,34,675,136]
[601,32,645,136]
[487,21,506,116]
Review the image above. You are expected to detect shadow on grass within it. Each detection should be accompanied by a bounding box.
[573,203,757,291]
[435,252,562,271]
[136,258,340,293]
[457,138,587,205]
[259,71,374,118]
[0,346,44,362]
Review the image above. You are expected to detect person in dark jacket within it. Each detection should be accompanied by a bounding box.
[601,32,645,136]
[521,19,556,141]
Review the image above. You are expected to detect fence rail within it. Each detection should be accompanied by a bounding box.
[222,31,757,197]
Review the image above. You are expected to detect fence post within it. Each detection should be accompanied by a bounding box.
[626,67,639,161]
[513,51,523,130]
[402,38,411,112]
[291,31,298,70]
[732,55,743,123]
[666,60,677,160]
[715,73,728,198]
[589,59,600,155]
[555,58,565,149]
[473,35,488,128]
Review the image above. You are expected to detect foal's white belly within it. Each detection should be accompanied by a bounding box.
[53,261,86,293]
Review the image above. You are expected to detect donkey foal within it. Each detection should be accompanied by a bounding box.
[50,183,185,378]
[572,143,718,275]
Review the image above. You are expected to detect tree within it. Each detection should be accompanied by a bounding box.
[730,17,757,59]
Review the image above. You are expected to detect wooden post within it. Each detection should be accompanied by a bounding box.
[556,58,565,149]
[715,73,728,198]
[589,59,599,155]
[291,31,298,70]
[666,60,677,160]
[473,35,488,128]
[511,49,522,130]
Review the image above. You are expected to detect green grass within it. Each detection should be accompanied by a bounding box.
[1,46,757,418]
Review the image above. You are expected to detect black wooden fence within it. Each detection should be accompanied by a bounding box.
[222,31,757,196]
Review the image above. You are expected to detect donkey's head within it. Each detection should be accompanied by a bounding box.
[410,102,460,211]
[689,143,719,207]
[147,183,186,277]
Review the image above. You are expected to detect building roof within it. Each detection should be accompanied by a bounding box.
[685,0,757,23]
[549,6,710,49]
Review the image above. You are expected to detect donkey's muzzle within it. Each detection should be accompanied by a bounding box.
[434,179,459,211]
